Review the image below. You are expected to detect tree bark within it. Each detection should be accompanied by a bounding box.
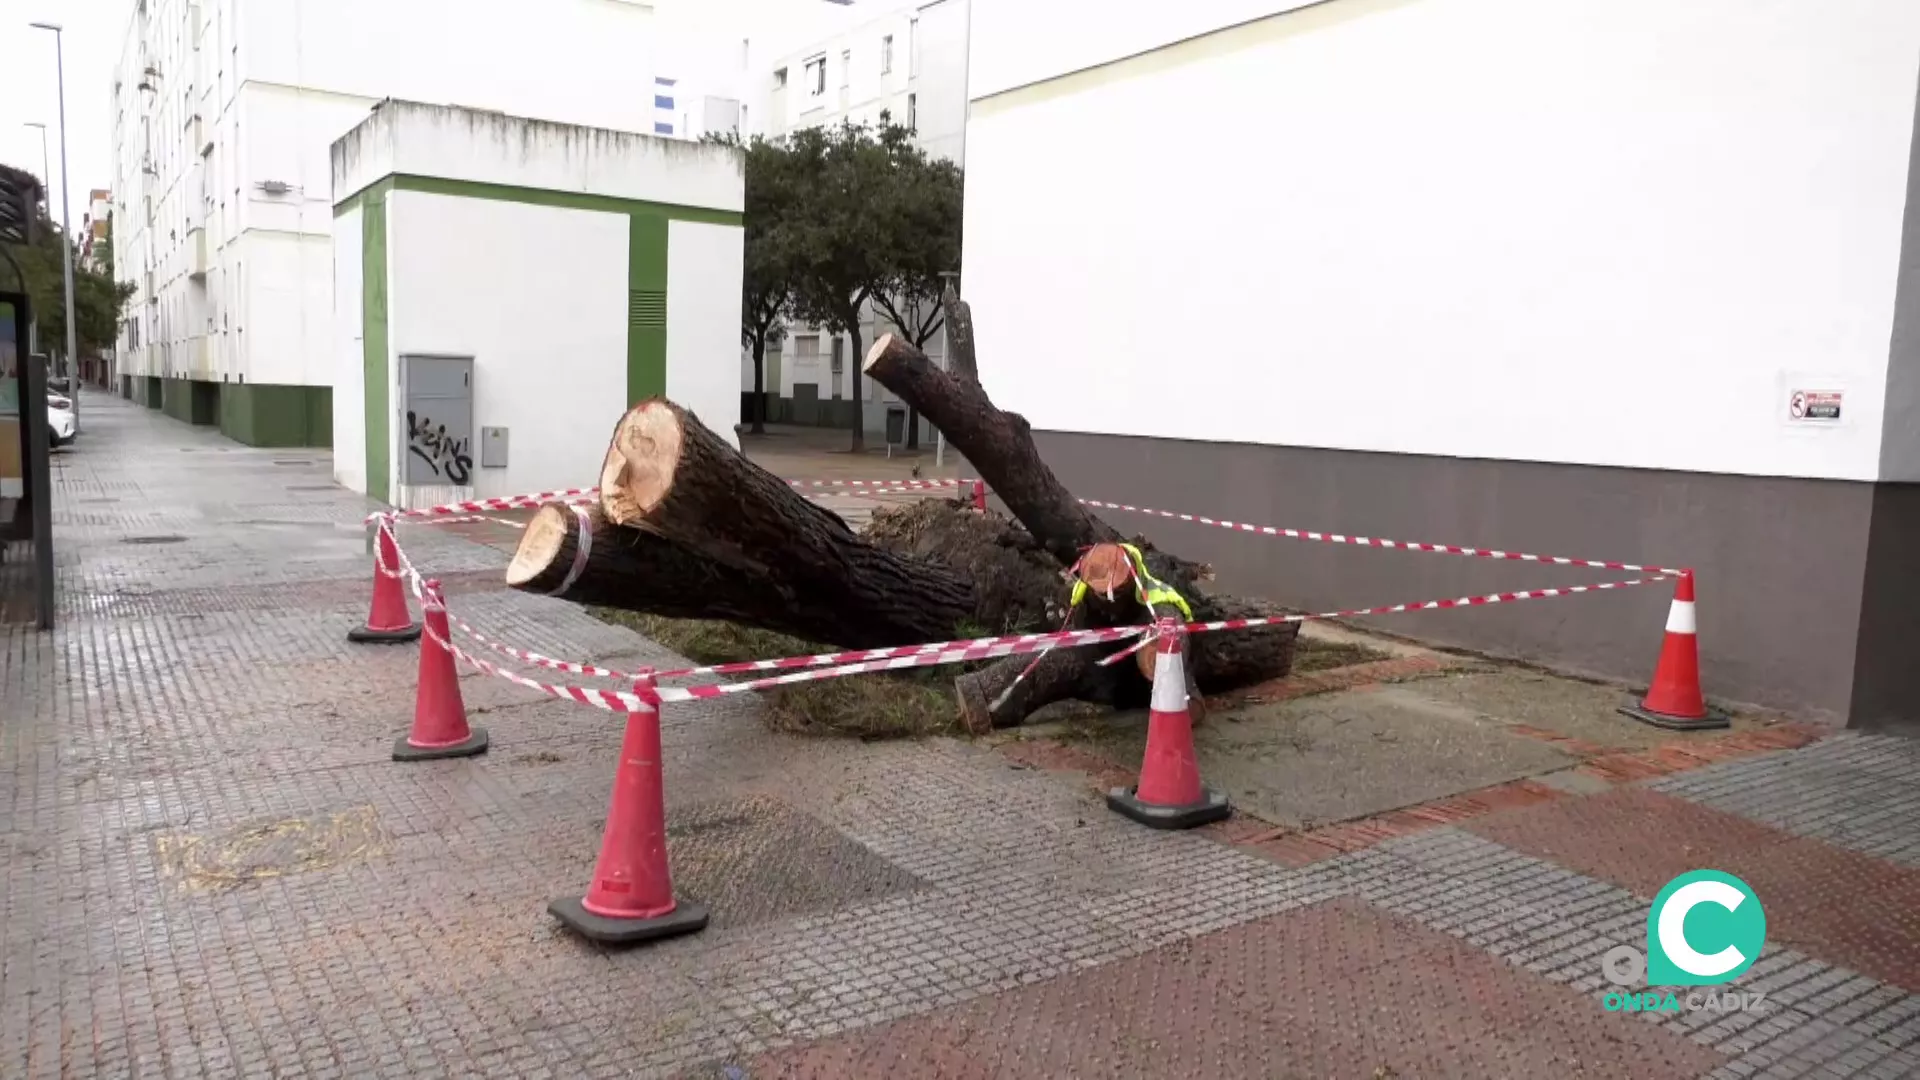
[863,332,1119,568]
[847,323,866,453]
[506,502,800,628]
[940,283,978,385]
[594,399,985,649]
[750,335,767,435]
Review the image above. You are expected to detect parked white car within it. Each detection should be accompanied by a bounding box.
[47,394,76,447]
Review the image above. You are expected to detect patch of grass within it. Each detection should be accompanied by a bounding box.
[1291,636,1391,673]
[589,610,967,739]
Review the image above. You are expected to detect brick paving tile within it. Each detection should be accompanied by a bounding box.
[743,896,1726,1079]
[1465,788,1920,991]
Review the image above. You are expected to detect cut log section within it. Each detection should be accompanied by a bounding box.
[506,502,813,633]
[591,400,983,649]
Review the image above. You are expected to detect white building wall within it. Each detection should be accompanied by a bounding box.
[963,0,1920,482]
[385,192,631,503]
[667,220,749,435]
[332,205,367,492]
[112,0,666,392]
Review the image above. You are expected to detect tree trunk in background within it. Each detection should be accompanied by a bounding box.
[750,336,768,435]
[847,323,866,454]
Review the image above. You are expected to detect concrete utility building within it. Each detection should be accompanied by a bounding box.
[961,0,1920,728]
[108,0,676,447]
[329,102,744,509]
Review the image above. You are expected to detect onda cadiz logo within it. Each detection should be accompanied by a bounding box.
[1600,870,1768,1014]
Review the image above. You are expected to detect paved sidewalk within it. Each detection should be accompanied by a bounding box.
[4,393,1919,1079]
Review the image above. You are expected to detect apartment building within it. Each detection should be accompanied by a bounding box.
[108,0,669,446]
[748,0,969,440]
[80,189,111,272]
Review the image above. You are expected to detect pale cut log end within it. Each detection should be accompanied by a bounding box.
[601,401,683,526]
[505,503,573,587]
[862,333,899,372]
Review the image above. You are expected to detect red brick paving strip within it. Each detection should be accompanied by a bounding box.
[1210,654,1461,707]
[746,896,1726,1079]
[1466,787,1920,991]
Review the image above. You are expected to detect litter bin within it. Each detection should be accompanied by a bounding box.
[884,404,908,452]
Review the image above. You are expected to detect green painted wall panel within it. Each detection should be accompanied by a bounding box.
[627,213,670,405]
[214,382,332,447]
[362,185,392,503]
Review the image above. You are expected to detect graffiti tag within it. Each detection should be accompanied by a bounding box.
[407,410,473,484]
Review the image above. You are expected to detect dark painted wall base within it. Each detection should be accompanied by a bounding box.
[1031,430,1912,727]
[138,377,332,447]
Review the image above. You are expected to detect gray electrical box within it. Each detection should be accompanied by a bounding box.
[400,354,474,485]
[480,426,509,468]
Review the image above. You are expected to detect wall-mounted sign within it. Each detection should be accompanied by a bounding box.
[1787,388,1843,423]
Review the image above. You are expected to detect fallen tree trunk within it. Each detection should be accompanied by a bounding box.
[500,321,1300,731]
[505,502,818,633]
[587,400,1055,649]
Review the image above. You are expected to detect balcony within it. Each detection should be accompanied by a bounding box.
[187,226,208,279]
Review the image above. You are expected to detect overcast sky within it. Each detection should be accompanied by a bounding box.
[0,0,924,230]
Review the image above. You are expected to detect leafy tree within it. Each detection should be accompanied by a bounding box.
[864,123,962,449]
[0,168,134,359]
[716,133,806,435]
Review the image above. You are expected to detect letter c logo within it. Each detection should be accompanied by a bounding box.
[1646,870,1766,987]
[1658,880,1747,978]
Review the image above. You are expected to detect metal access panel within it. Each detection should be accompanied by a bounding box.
[480,426,508,468]
[400,354,475,486]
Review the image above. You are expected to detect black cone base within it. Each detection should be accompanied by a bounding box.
[1106,786,1231,830]
[391,727,490,761]
[548,896,709,945]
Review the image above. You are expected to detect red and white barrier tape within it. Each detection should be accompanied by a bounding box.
[1080,499,1686,577]
[419,615,1145,711]
[369,483,1683,715]
[369,488,599,523]
[786,478,962,490]
[414,514,527,529]
[369,479,964,526]
[1097,574,1673,667]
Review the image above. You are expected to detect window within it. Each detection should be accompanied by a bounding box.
[881,34,893,74]
[774,67,787,88]
[831,336,845,374]
[804,56,825,96]
[840,50,851,88]
[907,93,917,131]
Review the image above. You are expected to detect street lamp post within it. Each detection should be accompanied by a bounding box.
[22,122,50,201]
[30,21,79,431]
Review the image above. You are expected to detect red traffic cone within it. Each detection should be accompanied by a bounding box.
[1107,619,1231,829]
[349,519,422,644]
[550,673,709,944]
[1620,571,1729,731]
[971,479,988,512]
[392,580,490,761]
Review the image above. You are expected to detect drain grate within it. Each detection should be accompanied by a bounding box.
[286,484,337,492]
[123,535,188,545]
[272,460,314,467]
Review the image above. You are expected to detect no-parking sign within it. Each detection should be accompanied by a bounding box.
[1787,389,1843,423]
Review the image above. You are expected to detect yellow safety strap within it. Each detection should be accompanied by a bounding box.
[1121,544,1193,620]
[1068,546,1193,620]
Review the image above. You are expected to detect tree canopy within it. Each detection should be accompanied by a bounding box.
[0,166,134,359]
[728,118,963,449]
